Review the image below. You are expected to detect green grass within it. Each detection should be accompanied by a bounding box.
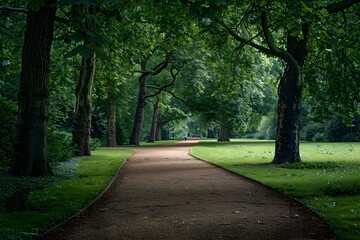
[0,149,133,240]
[190,140,360,240]
[138,139,182,147]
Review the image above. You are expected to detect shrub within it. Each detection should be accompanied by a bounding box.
[116,120,130,145]
[243,133,255,139]
[90,137,102,150]
[48,128,73,162]
[254,132,267,140]
[257,114,277,140]
[300,122,325,141]
[342,133,360,142]
[0,97,17,167]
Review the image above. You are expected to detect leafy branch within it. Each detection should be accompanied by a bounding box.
[214,18,274,56]
[146,67,181,99]
[260,11,299,70]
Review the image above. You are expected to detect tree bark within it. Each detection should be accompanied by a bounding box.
[129,75,148,145]
[10,1,57,176]
[218,125,230,141]
[272,33,308,164]
[129,57,150,145]
[72,5,97,156]
[155,124,162,141]
[72,54,96,156]
[107,94,117,147]
[148,96,160,143]
[272,65,302,163]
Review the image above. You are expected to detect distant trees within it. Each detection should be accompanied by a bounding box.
[129,50,171,145]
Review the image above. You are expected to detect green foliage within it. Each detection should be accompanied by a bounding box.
[248,110,277,140]
[89,137,102,150]
[47,128,73,163]
[0,97,17,166]
[28,0,46,11]
[191,140,360,240]
[116,120,130,145]
[0,149,133,239]
[299,113,360,142]
[301,121,325,141]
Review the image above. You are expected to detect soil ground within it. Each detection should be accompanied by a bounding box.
[40,140,338,240]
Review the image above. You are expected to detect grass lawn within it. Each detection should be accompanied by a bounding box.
[0,149,133,240]
[138,139,183,147]
[190,139,360,240]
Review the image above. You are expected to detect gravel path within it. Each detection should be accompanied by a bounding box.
[40,140,338,240]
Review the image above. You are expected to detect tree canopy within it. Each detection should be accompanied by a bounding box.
[1,0,359,175]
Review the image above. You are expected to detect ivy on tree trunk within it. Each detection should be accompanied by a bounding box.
[72,53,96,156]
[71,5,97,156]
[10,0,57,176]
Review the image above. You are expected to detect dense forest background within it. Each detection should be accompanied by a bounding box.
[0,0,359,175]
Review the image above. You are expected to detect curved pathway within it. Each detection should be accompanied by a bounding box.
[41,140,337,240]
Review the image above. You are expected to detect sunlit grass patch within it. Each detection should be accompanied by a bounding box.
[139,139,182,147]
[191,140,360,240]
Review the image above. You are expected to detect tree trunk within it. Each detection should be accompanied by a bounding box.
[72,54,96,155]
[155,123,163,141]
[129,74,148,145]
[148,96,160,143]
[272,33,308,164]
[129,57,149,145]
[10,1,57,176]
[71,5,97,156]
[218,125,230,141]
[272,66,302,163]
[107,94,117,147]
[207,128,215,138]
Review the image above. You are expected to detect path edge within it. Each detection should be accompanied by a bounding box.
[188,150,340,239]
[37,151,135,240]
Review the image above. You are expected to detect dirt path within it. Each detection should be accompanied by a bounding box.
[41,140,337,240]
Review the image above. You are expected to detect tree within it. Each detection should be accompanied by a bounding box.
[70,3,99,156]
[129,49,171,145]
[148,95,160,142]
[210,2,308,162]
[186,0,360,163]
[154,98,187,141]
[9,0,57,176]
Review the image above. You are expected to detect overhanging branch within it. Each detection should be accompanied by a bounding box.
[214,18,274,56]
[146,66,181,99]
[261,11,298,69]
[163,90,188,105]
[150,52,171,76]
[0,6,28,13]
[326,0,360,13]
